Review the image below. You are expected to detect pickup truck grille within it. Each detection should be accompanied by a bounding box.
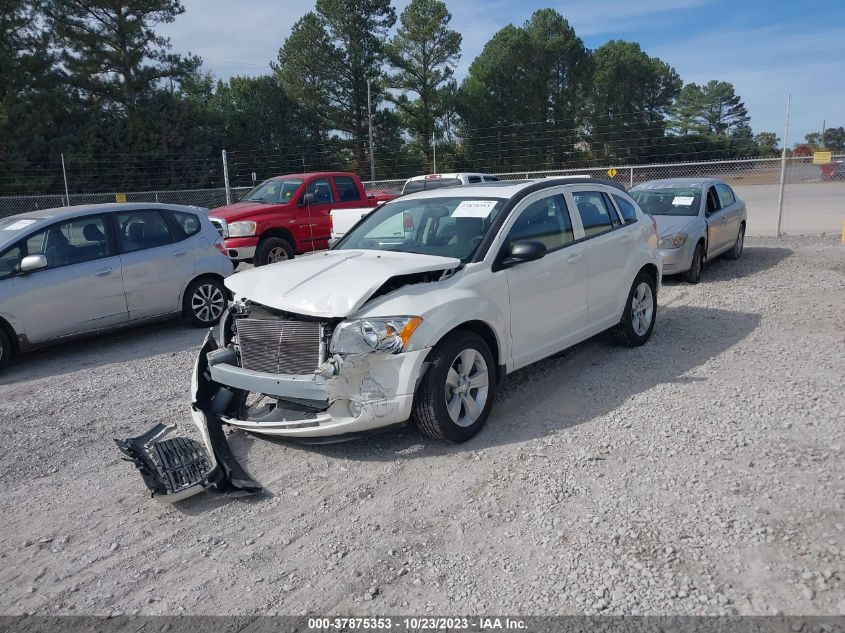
[236,318,321,375]
[209,217,227,237]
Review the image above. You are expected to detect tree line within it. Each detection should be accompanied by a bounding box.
[0,0,834,195]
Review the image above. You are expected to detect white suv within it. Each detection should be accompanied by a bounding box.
[118,178,661,499]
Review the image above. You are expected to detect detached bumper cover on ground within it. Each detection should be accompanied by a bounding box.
[115,332,262,503]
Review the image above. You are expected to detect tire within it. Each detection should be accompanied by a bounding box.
[255,236,294,266]
[724,223,745,260]
[612,271,657,348]
[412,330,496,443]
[183,277,228,327]
[683,242,704,284]
[0,327,12,372]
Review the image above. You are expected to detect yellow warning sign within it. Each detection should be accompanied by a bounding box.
[813,151,832,165]
[115,193,127,203]
[607,168,618,178]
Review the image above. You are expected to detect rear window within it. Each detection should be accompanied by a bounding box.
[402,178,462,195]
[334,176,361,202]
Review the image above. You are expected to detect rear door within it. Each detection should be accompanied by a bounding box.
[300,177,335,251]
[501,192,588,367]
[114,209,196,320]
[12,214,128,342]
[566,188,630,329]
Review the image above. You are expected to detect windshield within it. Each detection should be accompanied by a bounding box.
[631,188,702,217]
[402,178,462,195]
[336,196,507,262]
[243,178,303,203]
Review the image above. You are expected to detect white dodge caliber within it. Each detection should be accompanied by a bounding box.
[117,178,661,500]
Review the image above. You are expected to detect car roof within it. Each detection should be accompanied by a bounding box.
[268,172,352,180]
[405,173,493,181]
[631,177,722,190]
[394,177,625,202]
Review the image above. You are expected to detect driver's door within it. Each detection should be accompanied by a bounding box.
[705,185,727,252]
[499,192,588,368]
[300,177,335,251]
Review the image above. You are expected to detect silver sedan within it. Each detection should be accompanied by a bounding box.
[0,203,234,371]
[630,178,747,283]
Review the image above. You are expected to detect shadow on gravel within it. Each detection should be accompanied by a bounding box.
[662,246,792,286]
[0,320,203,386]
[227,305,761,471]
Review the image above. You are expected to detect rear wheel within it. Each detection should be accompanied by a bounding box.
[0,327,12,372]
[683,243,704,284]
[413,330,496,443]
[255,237,294,266]
[183,277,227,327]
[612,271,657,347]
[725,223,745,260]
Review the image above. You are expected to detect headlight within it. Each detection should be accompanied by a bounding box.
[331,317,423,354]
[659,233,688,249]
[227,221,257,238]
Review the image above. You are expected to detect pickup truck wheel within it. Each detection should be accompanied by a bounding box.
[255,237,294,266]
[612,271,657,347]
[0,327,12,372]
[183,277,227,327]
[413,330,496,443]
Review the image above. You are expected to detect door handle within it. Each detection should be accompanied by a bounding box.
[566,253,583,263]
[94,267,112,277]
[173,251,189,257]
[619,234,634,243]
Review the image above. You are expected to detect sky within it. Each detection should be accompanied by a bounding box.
[159,0,845,144]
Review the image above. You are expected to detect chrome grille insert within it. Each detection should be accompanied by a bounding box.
[237,318,321,375]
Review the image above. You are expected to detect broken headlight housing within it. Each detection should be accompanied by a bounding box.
[659,232,688,249]
[330,317,422,354]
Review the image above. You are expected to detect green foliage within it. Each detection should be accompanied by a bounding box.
[754,132,780,156]
[671,80,749,137]
[822,126,844,152]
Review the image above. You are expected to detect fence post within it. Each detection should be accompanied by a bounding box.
[629,167,634,188]
[61,153,70,206]
[776,94,791,237]
[222,149,231,205]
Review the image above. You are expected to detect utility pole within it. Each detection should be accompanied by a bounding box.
[776,94,791,237]
[222,149,231,205]
[432,132,437,174]
[367,79,376,181]
[821,119,826,147]
[60,153,70,206]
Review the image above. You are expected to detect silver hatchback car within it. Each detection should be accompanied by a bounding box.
[0,203,233,371]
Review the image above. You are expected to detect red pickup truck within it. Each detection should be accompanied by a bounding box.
[209,172,395,266]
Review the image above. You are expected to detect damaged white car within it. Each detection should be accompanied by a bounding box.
[118,178,661,501]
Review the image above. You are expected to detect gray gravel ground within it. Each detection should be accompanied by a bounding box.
[1,236,843,616]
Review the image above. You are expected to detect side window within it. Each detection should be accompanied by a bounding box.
[25,216,111,268]
[613,194,639,224]
[116,210,173,254]
[333,176,361,202]
[467,175,482,183]
[0,245,22,280]
[715,184,735,208]
[507,194,574,250]
[167,210,201,241]
[706,187,721,214]
[573,191,615,238]
[306,177,334,204]
[602,193,622,227]
[483,176,499,182]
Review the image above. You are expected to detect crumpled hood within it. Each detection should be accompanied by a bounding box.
[225,249,460,318]
[653,214,699,238]
[210,201,287,221]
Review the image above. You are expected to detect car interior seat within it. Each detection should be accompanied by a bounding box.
[44,228,72,267]
[314,184,332,204]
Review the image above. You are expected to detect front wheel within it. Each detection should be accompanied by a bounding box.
[724,224,745,260]
[413,330,496,443]
[0,327,12,372]
[183,277,227,327]
[683,243,704,284]
[255,237,294,266]
[612,272,657,347]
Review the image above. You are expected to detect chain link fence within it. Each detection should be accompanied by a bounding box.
[2,155,842,235]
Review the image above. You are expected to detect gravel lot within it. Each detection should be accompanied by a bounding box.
[1,236,843,616]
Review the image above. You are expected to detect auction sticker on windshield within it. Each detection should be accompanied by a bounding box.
[452,200,498,218]
[672,196,695,206]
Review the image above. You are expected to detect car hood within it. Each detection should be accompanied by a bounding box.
[210,201,288,221]
[653,214,699,237]
[225,249,461,318]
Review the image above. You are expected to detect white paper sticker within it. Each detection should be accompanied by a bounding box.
[672,196,695,206]
[452,200,498,218]
[2,219,36,230]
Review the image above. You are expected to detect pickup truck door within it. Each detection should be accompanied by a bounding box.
[299,177,336,251]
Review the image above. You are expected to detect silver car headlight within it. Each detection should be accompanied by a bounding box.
[659,232,688,249]
[331,317,423,354]
[227,221,257,238]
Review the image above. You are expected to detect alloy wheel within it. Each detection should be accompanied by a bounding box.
[191,284,225,323]
[268,247,289,263]
[631,282,654,336]
[736,227,745,257]
[444,348,490,428]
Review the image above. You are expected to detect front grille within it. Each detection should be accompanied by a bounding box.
[237,317,321,375]
[209,217,226,237]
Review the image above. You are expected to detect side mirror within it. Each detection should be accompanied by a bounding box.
[500,240,546,268]
[302,193,315,206]
[20,254,48,274]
